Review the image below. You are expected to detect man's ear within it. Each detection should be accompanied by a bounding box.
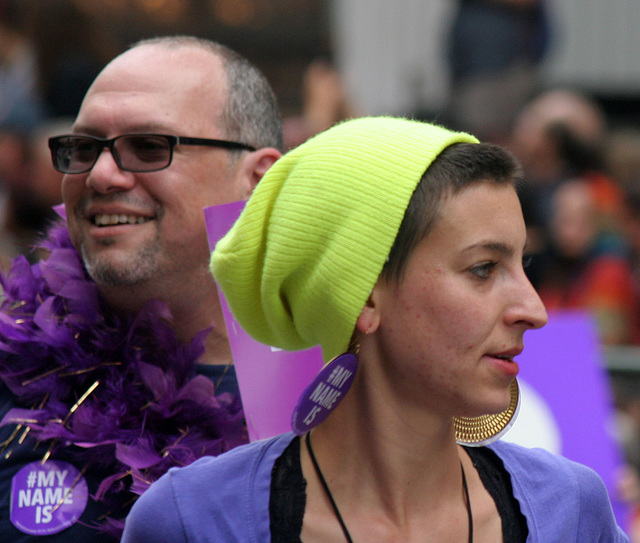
[237,147,281,196]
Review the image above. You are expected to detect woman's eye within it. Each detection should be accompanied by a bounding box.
[470,261,496,279]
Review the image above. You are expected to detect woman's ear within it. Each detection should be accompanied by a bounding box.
[356,299,381,335]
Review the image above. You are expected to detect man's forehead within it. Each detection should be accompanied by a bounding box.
[95,45,224,93]
[74,47,226,135]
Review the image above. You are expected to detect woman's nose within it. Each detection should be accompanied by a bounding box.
[507,272,549,330]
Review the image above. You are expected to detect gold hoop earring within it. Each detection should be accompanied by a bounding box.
[454,379,520,446]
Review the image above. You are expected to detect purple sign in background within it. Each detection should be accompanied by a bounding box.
[53,203,66,219]
[513,310,629,528]
[205,202,323,441]
[205,203,629,531]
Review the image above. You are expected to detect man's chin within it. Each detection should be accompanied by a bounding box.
[82,255,158,288]
[87,265,150,287]
[80,241,161,287]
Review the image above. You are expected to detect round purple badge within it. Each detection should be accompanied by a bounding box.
[291,352,358,435]
[10,460,88,536]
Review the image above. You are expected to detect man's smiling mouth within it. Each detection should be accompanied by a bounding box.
[93,214,152,226]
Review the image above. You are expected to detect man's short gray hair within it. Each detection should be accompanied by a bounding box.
[130,36,283,152]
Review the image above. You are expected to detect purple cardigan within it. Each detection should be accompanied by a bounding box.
[122,432,629,542]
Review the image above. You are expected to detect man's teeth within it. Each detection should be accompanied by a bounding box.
[93,214,150,226]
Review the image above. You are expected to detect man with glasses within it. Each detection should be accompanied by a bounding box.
[0,36,282,541]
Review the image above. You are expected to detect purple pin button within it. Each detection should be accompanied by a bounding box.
[10,460,88,536]
[291,352,358,435]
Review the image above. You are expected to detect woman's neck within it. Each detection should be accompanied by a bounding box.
[300,382,471,541]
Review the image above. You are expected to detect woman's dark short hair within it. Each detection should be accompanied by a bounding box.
[380,142,523,283]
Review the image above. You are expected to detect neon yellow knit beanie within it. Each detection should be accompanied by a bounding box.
[211,117,478,362]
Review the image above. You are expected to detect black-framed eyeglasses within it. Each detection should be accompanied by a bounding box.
[48,133,257,174]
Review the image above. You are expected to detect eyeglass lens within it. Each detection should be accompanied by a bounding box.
[52,135,173,173]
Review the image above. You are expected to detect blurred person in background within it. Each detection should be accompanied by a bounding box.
[510,89,626,288]
[27,1,114,119]
[0,35,282,541]
[612,371,640,543]
[535,178,638,345]
[512,89,622,222]
[605,128,640,338]
[282,58,362,150]
[25,119,71,216]
[605,127,640,194]
[0,0,46,269]
[609,140,640,536]
[446,0,551,144]
[0,118,72,269]
[0,125,28,270]
[0,0,44,131]
[619,182,640,343]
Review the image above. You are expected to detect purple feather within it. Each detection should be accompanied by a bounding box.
[0,222,248,539]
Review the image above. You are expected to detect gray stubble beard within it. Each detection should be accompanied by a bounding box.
[80,236,163,287]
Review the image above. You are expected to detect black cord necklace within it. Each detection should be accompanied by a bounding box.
[305,432,473,543]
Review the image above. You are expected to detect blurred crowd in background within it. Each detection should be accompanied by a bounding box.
[3,0,640,520]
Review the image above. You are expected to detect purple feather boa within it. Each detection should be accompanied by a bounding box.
[0,223,247,538]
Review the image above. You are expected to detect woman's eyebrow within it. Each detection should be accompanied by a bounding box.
[464,241,515,257]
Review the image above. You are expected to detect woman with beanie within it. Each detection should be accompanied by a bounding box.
[122,117,627,542]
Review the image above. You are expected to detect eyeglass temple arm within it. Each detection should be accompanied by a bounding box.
[175,136,256,152]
